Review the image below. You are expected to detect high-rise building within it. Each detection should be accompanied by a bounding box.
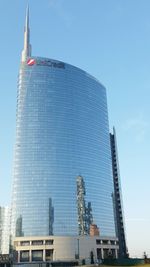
[10,7,121,263]
[0,206,10,254]
[110,128,128,258]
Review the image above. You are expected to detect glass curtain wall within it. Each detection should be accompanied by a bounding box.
[11,57,116,238]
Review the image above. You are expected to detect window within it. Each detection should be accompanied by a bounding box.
[102,240,108,245]
[20,241,30,246]
[32,240,43,245]
[45,240,53,245]
[46,249,53,261]
[20,251,29,262]
[32,250,43,261]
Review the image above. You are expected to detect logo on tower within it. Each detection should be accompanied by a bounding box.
[27,58,36,66]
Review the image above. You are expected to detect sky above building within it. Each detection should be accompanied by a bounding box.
[0,0,149,258]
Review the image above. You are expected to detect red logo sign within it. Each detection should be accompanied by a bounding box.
[27,58,36,66]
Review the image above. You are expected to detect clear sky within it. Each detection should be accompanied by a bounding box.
[0,0,150,258]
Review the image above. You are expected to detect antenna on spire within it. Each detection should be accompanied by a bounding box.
[25,4,29,30]
[21,4,32,62]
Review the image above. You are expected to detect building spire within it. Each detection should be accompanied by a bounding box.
[21,4,32,62]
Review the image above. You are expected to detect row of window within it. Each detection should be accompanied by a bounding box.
[20,240,53,246]
[20,249,53,262]
[96,239,119,245]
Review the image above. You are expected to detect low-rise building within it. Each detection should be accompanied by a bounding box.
[13,235,119,264]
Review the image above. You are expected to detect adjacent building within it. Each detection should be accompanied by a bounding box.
[10,7,127,264]
[110,128,128,258]
[0,206,10,254]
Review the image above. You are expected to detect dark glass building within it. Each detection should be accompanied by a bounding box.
[110,128,128,258]
[11,7,116,240]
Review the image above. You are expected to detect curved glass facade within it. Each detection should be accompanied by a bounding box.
[11,57,116,238]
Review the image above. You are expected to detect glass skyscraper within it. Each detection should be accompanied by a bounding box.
[11,7,116,240]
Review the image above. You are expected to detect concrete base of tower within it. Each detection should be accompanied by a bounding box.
[13,235,119,264]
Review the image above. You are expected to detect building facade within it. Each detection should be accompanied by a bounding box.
[110,128,128,258]
[11,57,116,238]
[0,206,10,254]
[10,7,123,263]
[13,236,119,264]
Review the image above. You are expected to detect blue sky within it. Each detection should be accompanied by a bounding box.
[0,0,150,258]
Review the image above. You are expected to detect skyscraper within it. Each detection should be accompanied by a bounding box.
[10,7,120,263]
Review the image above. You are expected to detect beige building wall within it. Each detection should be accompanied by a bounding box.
[14,235,119,264]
